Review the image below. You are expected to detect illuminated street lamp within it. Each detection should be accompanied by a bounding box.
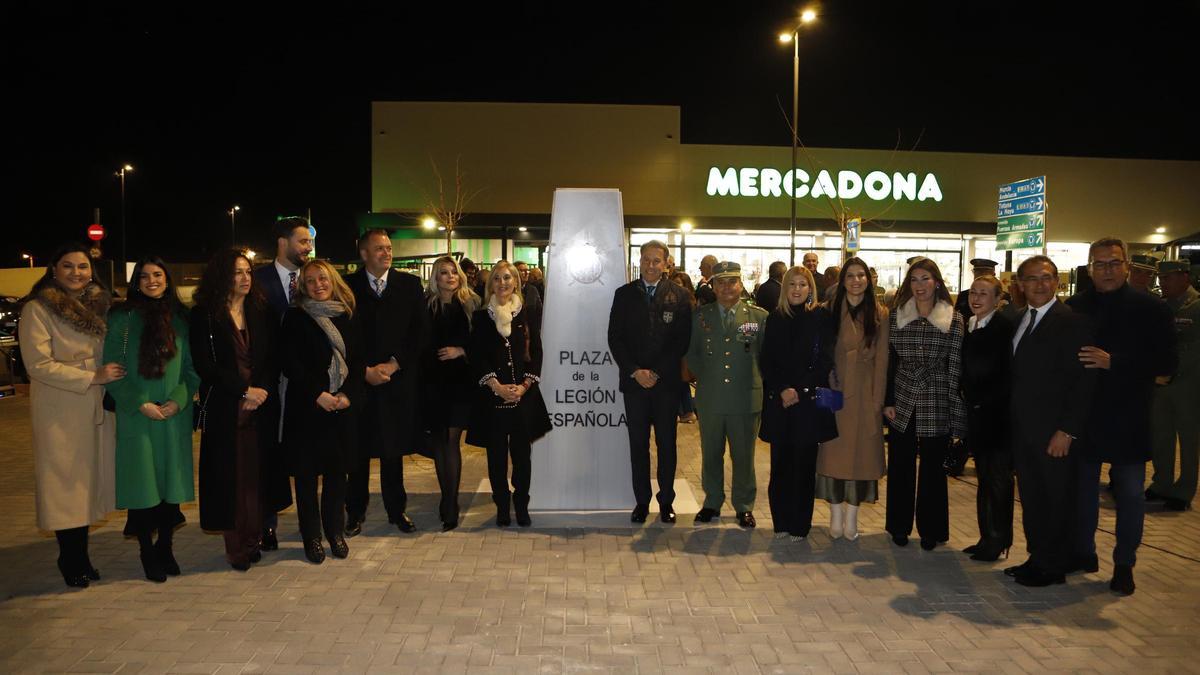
[116,164,133,267]
[779,8,817,266]
[229,205,241,244]
[21,253,34,268]
[422,217,437,230]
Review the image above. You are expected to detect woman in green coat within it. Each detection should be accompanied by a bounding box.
[104,256,199,583]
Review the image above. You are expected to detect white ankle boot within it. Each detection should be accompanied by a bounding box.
[829,502,844,538]
[843,504,860,541]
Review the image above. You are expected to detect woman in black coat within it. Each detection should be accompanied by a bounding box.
[281,260,365,564]
[466,260,552,528]
[758,266,838,540]
[959,275,1016,561]
[190,249,283,571]
[422,256,481,531]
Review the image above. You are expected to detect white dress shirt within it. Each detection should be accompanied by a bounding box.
[1012,297,1056,352]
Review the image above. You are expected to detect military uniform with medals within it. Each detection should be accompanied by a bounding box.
[685,262,768,523]
[1150,260,1200,508]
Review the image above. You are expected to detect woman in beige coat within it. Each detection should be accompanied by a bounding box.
[816,258,889,540]
[19,243,126,588]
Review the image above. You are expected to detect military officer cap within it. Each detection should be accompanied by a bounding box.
[1159,259,1191,275]
[1130,254,1160,272]
[970,258,999,272]
[711,261,742,280]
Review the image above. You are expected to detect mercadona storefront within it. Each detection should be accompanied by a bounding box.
[366,101,1200,295]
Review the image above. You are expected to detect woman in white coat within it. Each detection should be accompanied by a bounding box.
[18,243,126,588]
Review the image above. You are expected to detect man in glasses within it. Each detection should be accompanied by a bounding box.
[1006,255,1095,588]
[1065,238,1175,596]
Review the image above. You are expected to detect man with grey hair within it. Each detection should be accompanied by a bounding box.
[608,240,692,523]
[695,254,718,305]
[1066,237,1175,596]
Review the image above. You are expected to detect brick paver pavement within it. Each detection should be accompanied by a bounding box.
[2,392,1199,673]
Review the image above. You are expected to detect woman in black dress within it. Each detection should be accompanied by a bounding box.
[466,260,552,527]
[281,260,364,563]
[423,256,480,531]
[959,275,1016,561]
[758,265,838,540]
[191,249,282,571]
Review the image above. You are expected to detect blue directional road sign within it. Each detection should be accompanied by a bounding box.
[996,175,1046,250]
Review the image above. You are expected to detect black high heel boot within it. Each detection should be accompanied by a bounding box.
[55,527,90,588]
[57,557,89,588]
[156,524,180,576]
[138,533,167,583]
[970,544,1010,562]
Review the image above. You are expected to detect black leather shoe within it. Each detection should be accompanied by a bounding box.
[694,508,720,523]
[1014,568,1065,587]
[920,539,936,551]
[329,536,349,559]
[1165,498,1192,511]
[891,534,909,547]
[962,543,981,555]
[660,506,677,524]
[516,506,532,527]
[260,528,279,551]
[496,508,512,527]
[1144,487,1167,502]
[1110,564,1135,595]
[630,504,649,523]
[442,520,459,532]
[230,560,251,572]
[1065,553,1099,575]
[344,513,364,538]
[394,513,417,533]
[737,511,757,528]
[140,550,167,583]
[249,550,262,564]
[58,559,89,589]
[304,539,325,564]
[1004,560,1032,577]
[970,545,1010,562]
[84,566,100,581]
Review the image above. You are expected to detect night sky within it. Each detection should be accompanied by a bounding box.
[8,1,1198,269]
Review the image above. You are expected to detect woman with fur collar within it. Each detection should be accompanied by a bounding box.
[883,257,967,551]
[18,243,126,588]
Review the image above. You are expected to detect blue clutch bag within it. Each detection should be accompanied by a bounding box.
[813,387,843,412]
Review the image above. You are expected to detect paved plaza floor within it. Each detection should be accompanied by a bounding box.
[2,392,1200,673]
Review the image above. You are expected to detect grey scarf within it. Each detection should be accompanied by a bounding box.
[300,298,349,393]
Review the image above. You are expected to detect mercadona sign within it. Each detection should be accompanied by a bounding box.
[705,167,944,202]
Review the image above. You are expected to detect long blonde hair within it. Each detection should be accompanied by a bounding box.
[777,265,818,317]
[295,259,356,317]
[426,256,481,312]
[485,260,524,304]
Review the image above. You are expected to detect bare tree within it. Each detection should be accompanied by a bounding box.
[426,155,485,254]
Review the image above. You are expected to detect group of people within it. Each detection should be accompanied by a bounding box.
[21,220,553,588]
[611,237,1188,597]
[20,224,1191,599]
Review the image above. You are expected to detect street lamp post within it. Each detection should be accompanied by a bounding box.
[116,164,133,268]
[21,253,34,269]
[779,9,817,267]
[229,205,241,244]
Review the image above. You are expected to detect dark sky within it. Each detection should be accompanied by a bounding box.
[8,1,1198,268]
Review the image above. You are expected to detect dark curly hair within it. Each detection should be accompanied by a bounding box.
[193,248,265,320]
[123,256,185,379]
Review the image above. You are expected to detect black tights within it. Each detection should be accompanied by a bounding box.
[430,427,464,524]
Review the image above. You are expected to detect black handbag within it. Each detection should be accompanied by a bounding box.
[943,437,969,476]
[193,313,216,431]
[101,319,129,412]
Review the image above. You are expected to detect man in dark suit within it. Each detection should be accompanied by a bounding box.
[1067,238,1176,596]
[343,229,428,535]
[1007,255,1096,587]
[608,240,693,523]
[695,255,718,306]
[754,261,786,312]
[251,216,313,550]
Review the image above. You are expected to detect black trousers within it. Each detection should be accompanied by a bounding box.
[345,455,407,521]
[295,468,347,542]
[623,384,680,508]
[769,441,818,536]
[885,423,949,542]
[973,448,1014,551]
[488,434,532,512]
[1012,438,1078,574]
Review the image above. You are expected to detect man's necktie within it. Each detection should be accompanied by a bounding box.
[723,308,734,332]
[1019,308,1038,346]
[645,283,655,303]
[375,277,385,297]
[287,271,297,302]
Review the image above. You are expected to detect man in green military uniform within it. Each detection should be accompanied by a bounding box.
[686,261,768,528]
[1148,259,1200,510]
[1129,253,1160,295]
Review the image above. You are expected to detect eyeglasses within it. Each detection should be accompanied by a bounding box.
[1089,259,1127,272]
